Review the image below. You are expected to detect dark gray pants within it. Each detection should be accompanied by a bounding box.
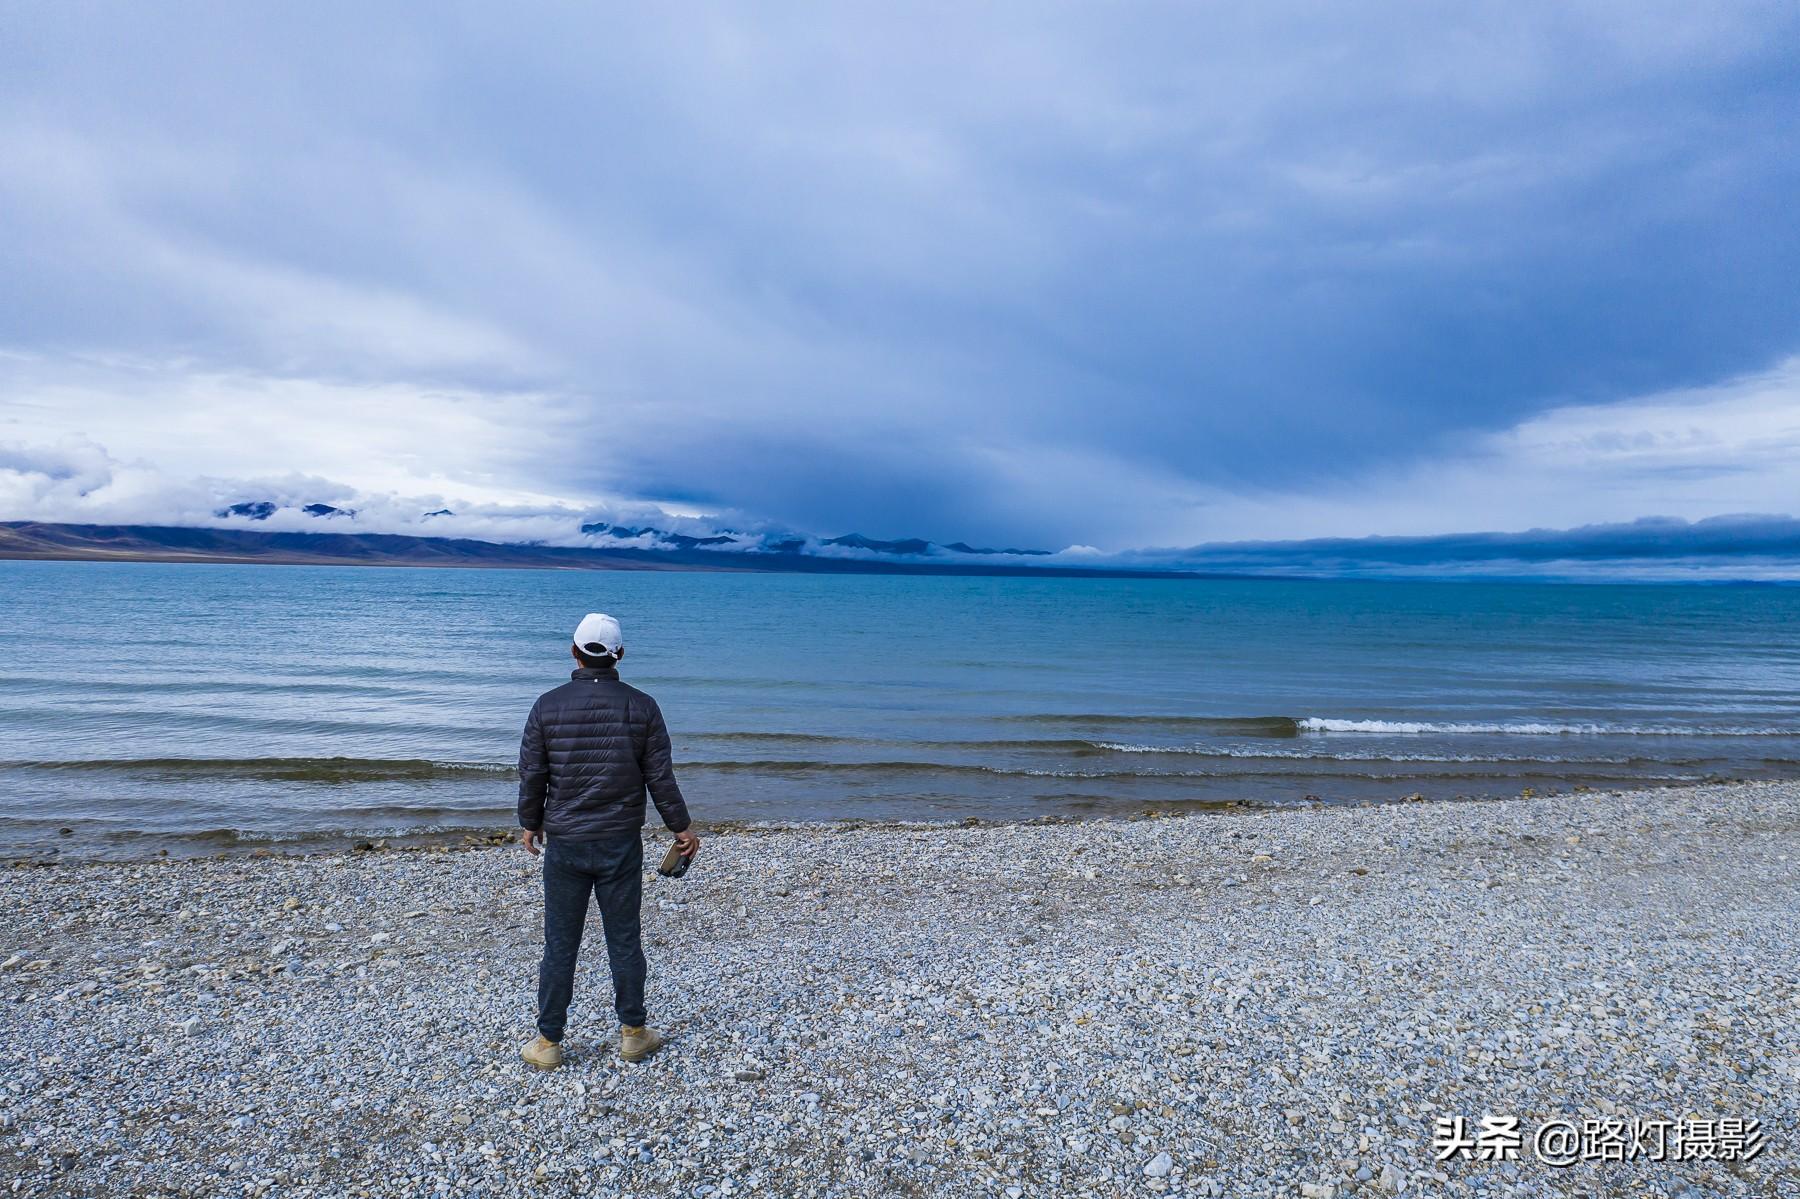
[536,832,646,1040]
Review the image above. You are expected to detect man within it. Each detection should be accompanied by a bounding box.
[516,612,700,1070]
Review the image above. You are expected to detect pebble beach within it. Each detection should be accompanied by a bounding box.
[3,780,1797,1198]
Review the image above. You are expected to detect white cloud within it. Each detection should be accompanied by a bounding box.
[1156,357,1800,545]
[3,352,1799,557]
[0,431,782,549]
[0,352,594,509]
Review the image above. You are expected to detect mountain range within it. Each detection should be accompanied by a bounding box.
[196,498,1054,560]
[8,502,1797,581]
[0,521,1181,578]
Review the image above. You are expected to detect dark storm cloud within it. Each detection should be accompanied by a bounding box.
[1,2,1798,548]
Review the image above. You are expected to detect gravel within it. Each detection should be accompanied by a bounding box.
[2,780,1797,1197]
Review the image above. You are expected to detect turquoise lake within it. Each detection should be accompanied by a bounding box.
[2,560,1798,856]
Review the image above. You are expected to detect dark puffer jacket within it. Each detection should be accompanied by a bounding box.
[517,666,691,838]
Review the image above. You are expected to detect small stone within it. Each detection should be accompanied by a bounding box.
[281,897,301,911]
[1144,1151,1173,1177]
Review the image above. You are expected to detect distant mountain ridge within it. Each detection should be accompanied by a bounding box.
[821,532,1047,556]
[579,521,738,549]
[0,521,1185,578]
[199,496,1056,559]
[9,514,1794,581]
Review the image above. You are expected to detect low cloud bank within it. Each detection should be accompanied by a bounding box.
[3,437,1798,579]
[0,437,1038,562]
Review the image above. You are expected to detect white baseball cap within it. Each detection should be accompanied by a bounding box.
[572,612,624,658]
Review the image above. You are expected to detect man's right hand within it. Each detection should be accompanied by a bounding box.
[674,828,700,860]
[521,828,542,856]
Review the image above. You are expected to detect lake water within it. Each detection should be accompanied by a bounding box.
[3,560,1798,857]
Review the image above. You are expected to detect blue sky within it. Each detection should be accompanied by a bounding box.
[2,2,1798,565]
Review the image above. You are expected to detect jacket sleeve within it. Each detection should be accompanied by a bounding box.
[517,699,549,831]
[639,698,691,833]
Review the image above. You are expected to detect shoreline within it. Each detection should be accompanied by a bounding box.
[16,802,1242,865]
[16,778,1775,865]
[4,779,1797,1197]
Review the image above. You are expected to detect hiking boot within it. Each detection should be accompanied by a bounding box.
[521,1034,563,1071]
[619,1024,664,1063]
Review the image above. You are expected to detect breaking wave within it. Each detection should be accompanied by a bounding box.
[1296,718,1793,736]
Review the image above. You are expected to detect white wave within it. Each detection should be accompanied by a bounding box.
[1296,717,1790,736]
[1092,742,1635,763]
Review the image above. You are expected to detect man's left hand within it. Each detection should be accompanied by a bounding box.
[674,828,700,860]
[521,828,542,856]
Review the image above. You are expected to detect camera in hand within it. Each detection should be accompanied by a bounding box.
[657,840,692,878]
